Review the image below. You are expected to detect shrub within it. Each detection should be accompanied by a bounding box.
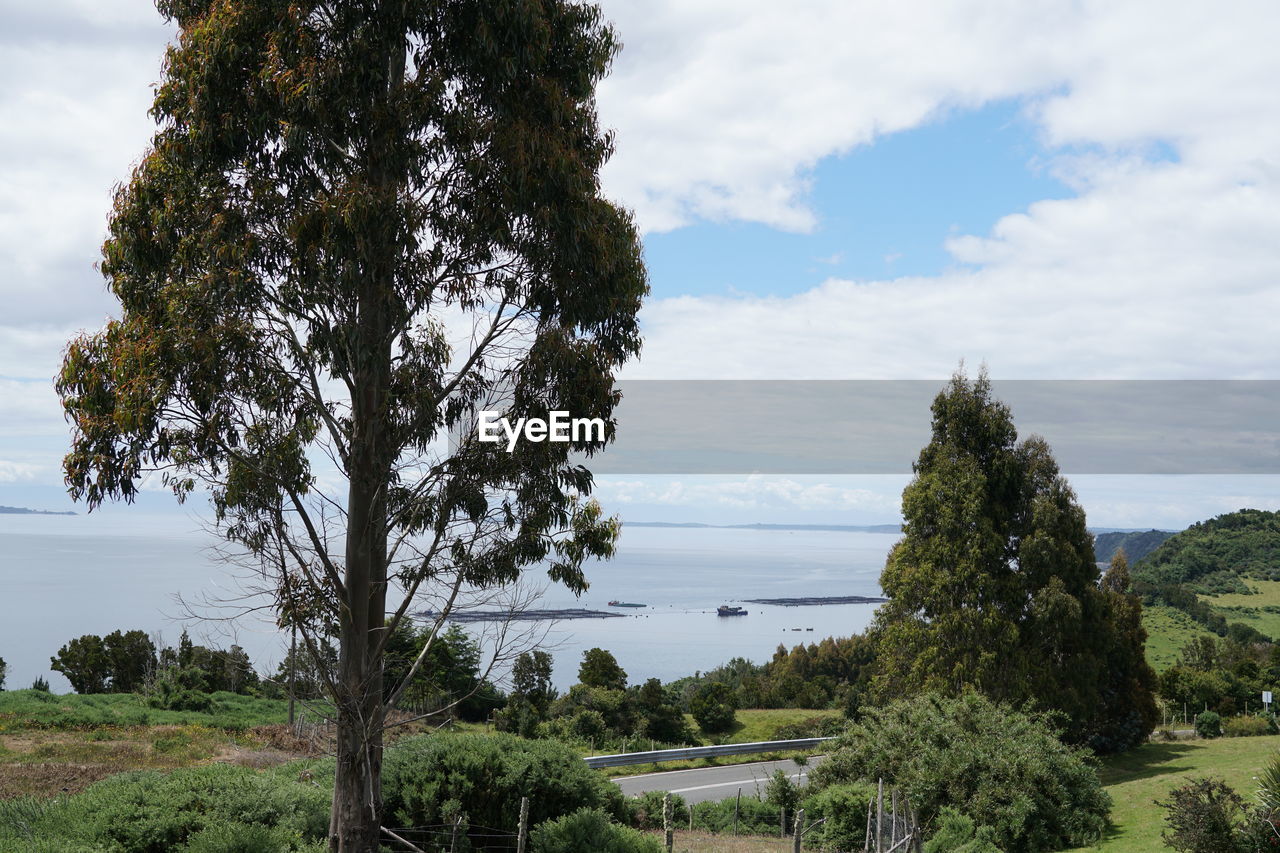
[690,682,736,734]
[531,808,662,853]
[382,732,625,848]
[628,791,687,830]
[800,783,875,852]
[765,770,800,832]
[1158,777,1246,853]
[0,764,328,852]
[810,692,1110,853]
[1224,715,1273,738]
[923,807,1004,853]
[691,796,780,835]
[772,715,848,740]
[1196,711,1223,739]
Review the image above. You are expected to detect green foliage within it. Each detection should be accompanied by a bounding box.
[1136,509,1280,593]
[872,371,1156,748]
[1158,777,1248,853]
[690,796,781,835]
[1094,530,1175,565]
[29,676,49,692]
[382,622,500,722]
[765,769,800,832]
[497,651,556,736]
[50,634,110,694]
[771,714,848,740]
[0,688,289,730]
[531,808,662,853]
[798,783,875,852]
[0,655,5,690]
[579,648,628,691]
[381,732,625,846]
[0,764,328,852]
[923,808,1005,853]
[627,791,687,831]
[811,692,1110,853]
[633,678,693,744]
[690,682,737,734]
[1224,715,1275,737]
[1197,711,1224,738]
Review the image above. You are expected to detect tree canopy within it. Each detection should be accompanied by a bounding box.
[56,1,645,847]
[872,371,1156,748]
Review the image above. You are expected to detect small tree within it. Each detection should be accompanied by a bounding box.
[1196,711,1223,739]
[634,678,691,743]
[579,648,627,691]
[103,629,157,693]
[51,635,110,694]
[0,655,6,690]
[1158,777,1245,853]
[690,682,737,734]
[498,650,556,736]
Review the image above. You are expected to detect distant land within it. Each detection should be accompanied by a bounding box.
[0,505,76,516]
[626,521,903,533]
[1094,529,1177,564]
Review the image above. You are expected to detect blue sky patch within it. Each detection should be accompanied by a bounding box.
[641,99,1073,299]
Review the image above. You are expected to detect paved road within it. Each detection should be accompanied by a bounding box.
[614,756,826,805]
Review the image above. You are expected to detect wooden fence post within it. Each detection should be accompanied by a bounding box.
[877,778,885,853]
[792,807,804,853]
[664,792,674,853]
[733,788,741,835]
[516,796,529,853]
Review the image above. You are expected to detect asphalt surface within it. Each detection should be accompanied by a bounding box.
[613,756,826,805]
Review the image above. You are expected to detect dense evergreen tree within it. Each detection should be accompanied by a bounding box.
[1091,551,1160,751]
[690,681,737,734]
[872,371,1154,746]
[578,647,627,691]
[50,634,111,693]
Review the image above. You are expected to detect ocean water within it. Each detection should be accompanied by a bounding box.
[0,514,897,692]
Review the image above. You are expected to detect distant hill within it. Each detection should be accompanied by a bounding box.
[1132,508,1280,595]
[1094,530,1175,565]
[0,505,75,516]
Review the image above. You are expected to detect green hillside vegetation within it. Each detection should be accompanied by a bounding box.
[1140,606,1220,672]
[1204,579,1280,641]
[0,690,291,731]
[1135,508,1280,594]
[1069,735,1280,852]
[1093,530,1174,565]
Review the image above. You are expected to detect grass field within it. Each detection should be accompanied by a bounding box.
[1206,579,1280,640]
[0,689,292,731]
[1070,734,1280,852]
[1141,605,1218,672]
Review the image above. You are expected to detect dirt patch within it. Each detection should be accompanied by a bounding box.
[0,763,118,799]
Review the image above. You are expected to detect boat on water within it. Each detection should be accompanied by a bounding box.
[717,605,748,617]
[608,600,647,608]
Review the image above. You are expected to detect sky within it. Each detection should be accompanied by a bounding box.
[2,0,1280,528]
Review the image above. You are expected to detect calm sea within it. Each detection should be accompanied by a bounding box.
[0,514,897,692]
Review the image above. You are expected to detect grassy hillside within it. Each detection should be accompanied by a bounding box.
[1070,735,1280,852]
[0,690,291,731]
[1094,530,1175,565]
[1204,578,1280,640]
[1141,605,1219,672]
[1135,508,1280,594]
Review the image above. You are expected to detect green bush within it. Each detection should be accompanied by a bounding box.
[1223,715,1274,738]
[772,715,848,740]
[923,807,1004,853]
[382,732,625,849]
[627,791,687,830]
[181,822,324,853]
[690,796,781,835]
[0,764,328,852]
[1158,777,1247,853]
[810,692,1110,853]
[1196,711,1224,739]
[531,808,662,853]
[800,783,875,852]
[690,682,736,734]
